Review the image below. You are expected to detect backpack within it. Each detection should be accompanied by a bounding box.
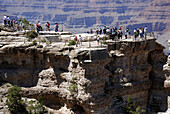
[47,23,50,27]
[36,23,39,27]
[75,37,77,41]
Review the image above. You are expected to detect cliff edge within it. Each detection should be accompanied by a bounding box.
[0,33,169,113]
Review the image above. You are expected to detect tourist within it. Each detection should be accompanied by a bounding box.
[3,14,7,26]
[97,36,100,45]
[78,35,82,46]
[16,23,19,31]
[38,21,42,31]
[99,28,102,34]
[12,19,16,28]
[125,27,128,39]
[36,22,40,34]
[19,20,23,31]
[112,28,116,40]
[74,36,78,47]
[137,28,140,37]
[144,26,147,39]
[96,28,99,34]
[7,16,11,27]
[15,20,18,25]
[55,22,59,32]
[134,28,137,40]
[106,27,110,35]
[22,23,25,31]
[110,28,112,34]
[45,22,50,31]
[127,28,130,38]
[103,26,106,34]
[114,27,118,40]
[90,29,93,34]
[139,28,143,40]
[118,27,122,40]
[10,19,13,27]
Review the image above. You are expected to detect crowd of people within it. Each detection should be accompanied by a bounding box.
[3,14,148,40]
[3,14,30,31]
[3,14,59,33]
[35,21,59,34]
[89,25,148,40]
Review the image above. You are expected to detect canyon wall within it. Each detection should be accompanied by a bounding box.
[0,37,169,113]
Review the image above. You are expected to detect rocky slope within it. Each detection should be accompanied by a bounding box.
[0,31,169,113]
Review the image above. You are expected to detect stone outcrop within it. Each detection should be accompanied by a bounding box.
[0,34,169,113]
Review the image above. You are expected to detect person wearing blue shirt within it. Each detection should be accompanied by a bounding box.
[55,23,58,32]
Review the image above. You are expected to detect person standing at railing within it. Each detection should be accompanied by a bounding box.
[118,27,122,40]
[36,22,40,34]
[45,22,50,31]
[144,26,147,39]
[99,28,102,34]
[19,20,23,31]
[7,16,11,27]
[125,27,128,39]
[139,28,143,40]
[127,28,130,39]
[55,22,59,32]
[78,35,82,46]
[97,36,100,45]
[103,26,106,34]
[134,28,137,41]
[3,14,7,26]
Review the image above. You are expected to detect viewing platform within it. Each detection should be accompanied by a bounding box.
[0,26,156,52]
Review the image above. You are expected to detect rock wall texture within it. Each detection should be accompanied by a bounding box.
[0,37,169,113]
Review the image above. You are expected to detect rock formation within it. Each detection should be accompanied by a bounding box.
[0,30,169,113]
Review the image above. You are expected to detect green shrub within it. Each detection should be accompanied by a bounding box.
[41,38,46,42]
[103,36,107,44]
[125,96,145,114]
[26,31,38,39]
[125,97,135,114]
[72,77,78,80]
[69,83,78,94]
[103,36,107,41]
[26,96,47,114]
[46,42,50,45]
[7,85,27,113]
[22,19,29,25]
[68,40,76,46]
[32,40,37,45]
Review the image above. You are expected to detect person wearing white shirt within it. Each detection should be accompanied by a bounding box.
[3,14,7,26]
[144,26,147,39]
[78,35,82,46]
